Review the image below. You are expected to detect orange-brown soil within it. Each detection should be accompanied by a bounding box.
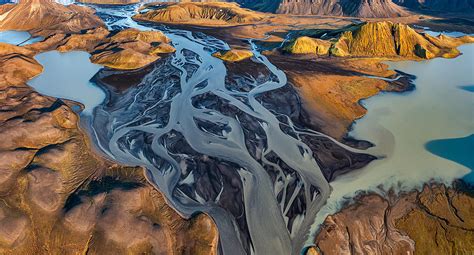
[24,27,174,70]
[0,3,218,254]
[212,48,254,62]
[0,0,104,37]
[77,0,140,4]
[134,2,266,26]
[284,21,474,59]
[311,183,474,255]
[1,0,175,70]
[133,2,355,45]
[269,55,410,140]
[89,28,174,70]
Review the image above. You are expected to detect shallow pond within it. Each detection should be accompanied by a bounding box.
[28,51,104,115]
[0,30,43,45]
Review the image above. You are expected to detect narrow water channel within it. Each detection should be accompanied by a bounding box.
[6,2,473,254]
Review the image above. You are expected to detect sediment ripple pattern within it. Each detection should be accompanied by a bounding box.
[89,4,364,255]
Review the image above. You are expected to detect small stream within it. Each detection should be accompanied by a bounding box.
[4,1,473,254]
[87,4,355,255]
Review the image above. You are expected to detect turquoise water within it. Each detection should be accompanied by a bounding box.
[312,43,474,230]
[426,134,474,184]
[28,51,105,115]
[460,85,474,92]
[425,86,474,185]
[0,31,43,45]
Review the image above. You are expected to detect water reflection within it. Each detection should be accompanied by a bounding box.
[28,51,105,115]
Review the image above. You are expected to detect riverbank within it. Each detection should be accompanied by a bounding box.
[2,1,474,255]
[307,41,474,255]
[0,45,218,254]
[0,1,219,254]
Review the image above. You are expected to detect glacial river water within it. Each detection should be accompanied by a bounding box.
[312,44,474,234]
[4,2,473,254]
[87,4,347,255]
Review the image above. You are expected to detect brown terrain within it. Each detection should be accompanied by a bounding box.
[0,0,176,70]
[1,0,474,254]
[77,0,140,5]
[89,29,175,70]
[277,0,410,18]
[284,21,474,59]
[0,0,218,254]
[261,21,472,140]
[238,0,474,16]
[133,1,360,51]
[134,2,267,26]
[212,48,254,62]
[310,183,474,255]
[0,0,104,36]
[268,56,411,140]
[0,42,218,255]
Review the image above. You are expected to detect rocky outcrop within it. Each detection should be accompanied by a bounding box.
[19,20,174,70]
[134,2,266,26]
[23,26,174,70]
[90,28,174,70]
[312,183,474,255]
[212,49,254,62]
[276,22,472,140]
[0,43,42,85]
[394,0,474,13]
[285,22,474,59]
[0,32,217,255]
[283,36,332,55]
[277,0,410,18]
[53,27,111,52]
[330,22,474,59]
[0,0,104,36]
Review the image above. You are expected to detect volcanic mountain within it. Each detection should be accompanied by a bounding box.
[394,0,474,13]
[276,0,410,17]
[284,21,474,59]
[134,2,266,26]
[0,0,104,36]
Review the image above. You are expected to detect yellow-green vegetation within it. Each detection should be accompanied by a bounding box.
[110,29,170,44]
[285,21,474,59]
[91,49,160,70]
[90,28,175,70]
[134,2,266,26]
[395,185,474,255]
[150,43,176,55]
[284,36,331,55]
[213,49,254,62]
[313,184,474,255]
